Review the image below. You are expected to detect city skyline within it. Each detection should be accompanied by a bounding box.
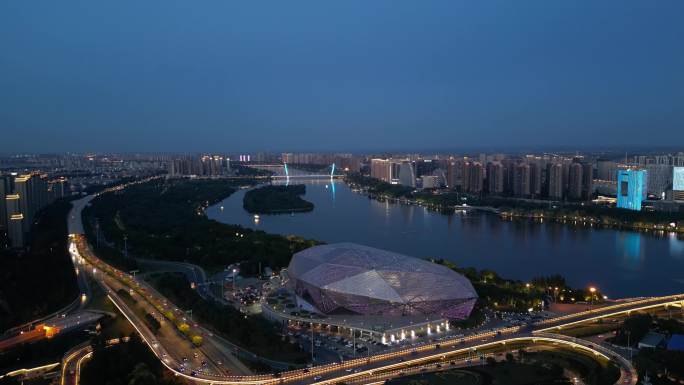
[2,3,684,383]
[2,1,684,153]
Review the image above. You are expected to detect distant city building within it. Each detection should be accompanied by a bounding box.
[5,194,23,248]
[168,155,230,177]
[370,159,392,183]
[464,162,484,194]
[13,174,48,232]
[336,155,362,172]
[568,163,583,200]
[617,169,647,211]
[420,175,441,189]
[513,163,530,197]
[547,163,564,200]
[48,177,70,201]
[529,162,542,197]
[431,168,447,188]
[1,172,69,248]
[486,162,504,195]
[0,175,9,229]
[597,159,618,181]
[397,161,416,188]
[673,167,684,201]
[446,159,464,190]
[634,152,684,167]
[582,162,594,200]
[644,164,673,198]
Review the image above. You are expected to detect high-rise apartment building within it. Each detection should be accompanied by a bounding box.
[547,163,564,200]
[502,159,516,194]
[464,162,484,193]
[582,163,594,200]
[446,159,464,190]
[13,174,43,232]
[486,162,504,195]
[370,159,392,183]
[169,156,231,177]
[513,163,530,197]
[4,173,53,247]
[0,176,8,229]
[529,162,542,197]
[568,163,583,200]
[5,194,23,248]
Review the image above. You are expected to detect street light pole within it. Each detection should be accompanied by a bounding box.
[627,331,632,361]
[353,328,356,359]
[310,323,314,363]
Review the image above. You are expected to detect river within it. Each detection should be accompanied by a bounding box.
[206,179,684,298]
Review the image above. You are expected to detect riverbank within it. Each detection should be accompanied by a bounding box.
[82,178,318,275]
[208,179,684,297]
[345,173,684,234]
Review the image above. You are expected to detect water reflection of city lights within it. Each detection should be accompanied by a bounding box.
[669,232,684,258]
[616,232,644,270]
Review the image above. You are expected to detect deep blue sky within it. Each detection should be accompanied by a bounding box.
[1,1,683,153]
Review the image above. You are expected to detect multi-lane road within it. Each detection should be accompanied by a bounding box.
[64,192,684,385]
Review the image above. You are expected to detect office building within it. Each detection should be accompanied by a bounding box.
[674,167,684,201]
[644,164,673,198]
[617,169,647,211]
[397,161,416,187]
[420,175,441,189]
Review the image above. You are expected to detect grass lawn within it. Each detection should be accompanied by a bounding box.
[557,322,619,338]
[388,348,619,385]
[85,277,135,338]
[388,369,481,385]
[388,362,570,385]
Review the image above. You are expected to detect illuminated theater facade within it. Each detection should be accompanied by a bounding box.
[286,243,478,320]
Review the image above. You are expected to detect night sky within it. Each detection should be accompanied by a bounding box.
[1,1,683,153]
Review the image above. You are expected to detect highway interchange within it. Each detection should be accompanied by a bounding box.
[60,189,684,385]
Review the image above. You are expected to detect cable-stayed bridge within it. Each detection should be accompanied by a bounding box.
[251,163,344,179]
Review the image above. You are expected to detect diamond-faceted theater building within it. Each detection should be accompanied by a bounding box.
[287,243,477,319]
